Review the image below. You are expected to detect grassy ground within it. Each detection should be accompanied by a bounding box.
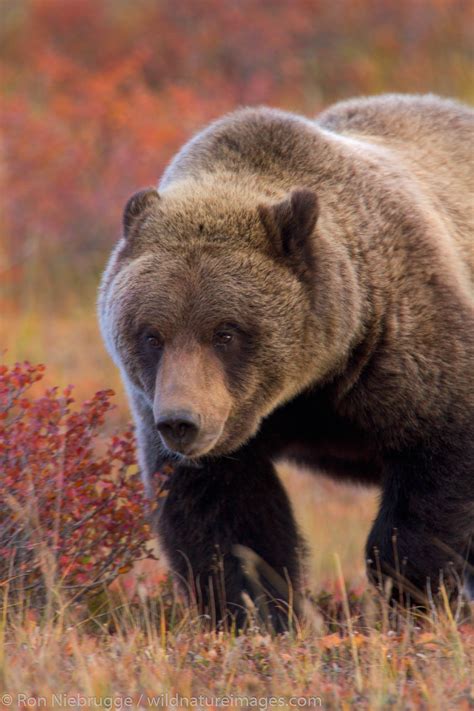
[1,558,473,710]
[1,281,473,709]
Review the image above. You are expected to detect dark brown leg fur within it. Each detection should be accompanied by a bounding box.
[157,443,303,631]
[366,430,474,606]
[157,398,473,628]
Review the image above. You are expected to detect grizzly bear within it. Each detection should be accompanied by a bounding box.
[99,94,474,629]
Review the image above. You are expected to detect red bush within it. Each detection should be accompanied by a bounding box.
[0,361,157,603]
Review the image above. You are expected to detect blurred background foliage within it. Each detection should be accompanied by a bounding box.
[1,0,473,287]
[1,0,473,585]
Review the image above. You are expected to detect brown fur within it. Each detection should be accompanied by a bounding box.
[154,343,231,457]
[99,94,474,625]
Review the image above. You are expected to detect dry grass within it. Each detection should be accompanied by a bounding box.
[1,571,473,709]
[1,282,473,709]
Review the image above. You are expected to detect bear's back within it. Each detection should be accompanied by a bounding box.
[317,94,474,276]
[316,93,472,148]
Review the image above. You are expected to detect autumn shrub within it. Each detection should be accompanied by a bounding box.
[0,361,156,606]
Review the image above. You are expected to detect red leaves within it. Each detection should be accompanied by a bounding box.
[0,361,155,602]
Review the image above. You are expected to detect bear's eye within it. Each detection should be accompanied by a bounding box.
[213,329,234,348]
[144,331,164,350]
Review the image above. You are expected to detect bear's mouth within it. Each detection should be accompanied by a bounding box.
[159,427,224,461]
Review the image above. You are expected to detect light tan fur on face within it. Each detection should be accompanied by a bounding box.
[153,341,232,457]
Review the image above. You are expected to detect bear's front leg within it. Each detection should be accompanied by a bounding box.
[157,445,304,631]
[366,437,474,607]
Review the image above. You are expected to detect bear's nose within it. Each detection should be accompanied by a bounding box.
[156,410,200,453]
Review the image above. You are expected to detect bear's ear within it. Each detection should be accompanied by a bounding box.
[258,189,318,279]
[123,188,160,239]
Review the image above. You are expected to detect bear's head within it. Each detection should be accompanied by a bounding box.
[99,178,347,461]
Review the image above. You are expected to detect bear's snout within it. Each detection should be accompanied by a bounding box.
[156,409,200,454]
[152,342,233,457]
